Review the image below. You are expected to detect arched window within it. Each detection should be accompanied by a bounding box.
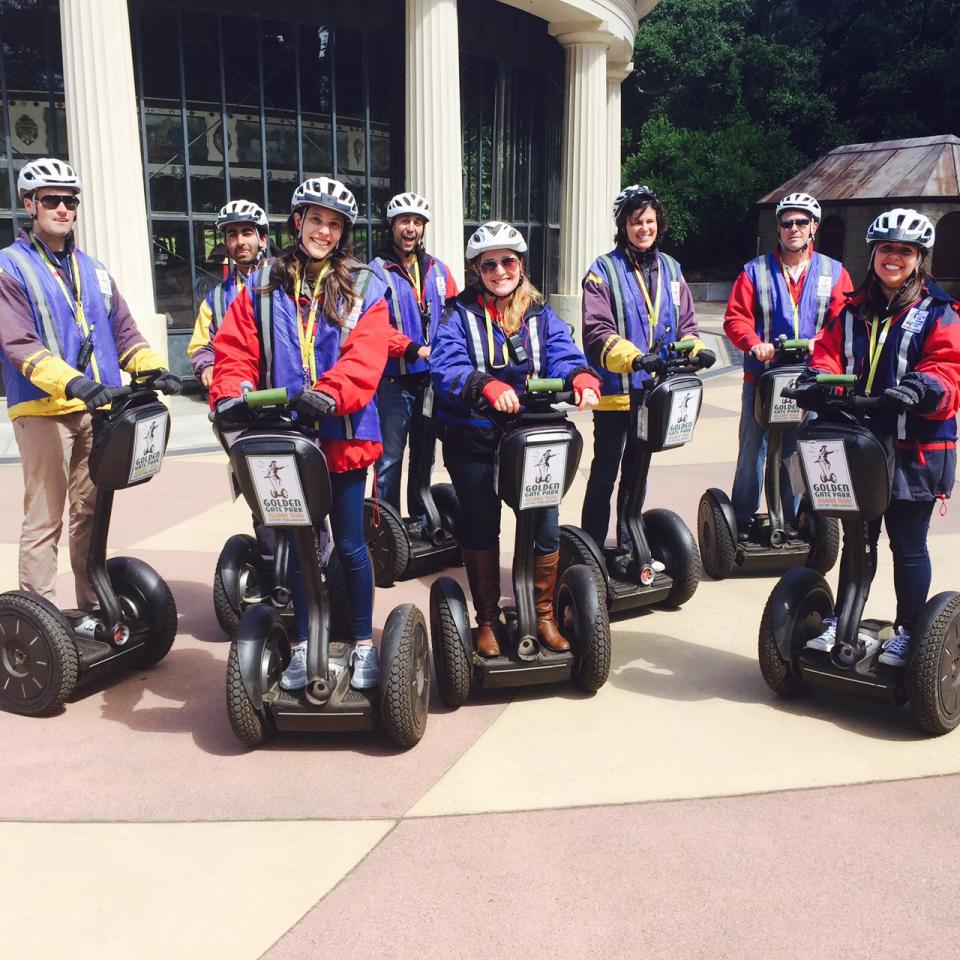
[817,214,845,263]
[933,211,960,281]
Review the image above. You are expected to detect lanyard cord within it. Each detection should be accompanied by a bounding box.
[864,312,894,394]
[409,258,423,304]
[780,260,807,340]
[293,260,331,387]
[632,261,661,343]
[481,298,513,370]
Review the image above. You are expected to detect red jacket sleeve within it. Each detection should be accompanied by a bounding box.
[314,296,390,415]
[831,268,853,317]
[723,271,761,352]
[209,286,261,407]
[387,328,413,358]
[916,303,960,421]
[809,301,848,375]
[445,270,460,298]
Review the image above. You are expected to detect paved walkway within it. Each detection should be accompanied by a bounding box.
[3,342,960,958]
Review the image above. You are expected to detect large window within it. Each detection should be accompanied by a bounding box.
[130,0,403,371]
[459,1,563,294]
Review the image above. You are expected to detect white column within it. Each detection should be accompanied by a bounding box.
[405,0,465,288]
[607,61,634,205]
[60,0,165,361]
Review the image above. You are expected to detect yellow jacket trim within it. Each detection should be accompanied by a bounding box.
[121,344,167,373]
[8,394,88,420]
[594,394,631,412]
[187,299,213,358]
[603,337,642,374]
[27,353,84,400]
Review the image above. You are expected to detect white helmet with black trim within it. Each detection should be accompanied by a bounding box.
[612,184,657,222]
[291,176,358,225]
[216,199,268,232]
[18,157,81,199]
[465,221,527,260]
[775,192,821,222]
[386,192,431,223]
[866,208,935,250]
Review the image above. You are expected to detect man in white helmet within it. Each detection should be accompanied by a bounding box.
[369,192,459,524]
[0,158,179,611]
[723,192,852,541]
[187,200,270,389]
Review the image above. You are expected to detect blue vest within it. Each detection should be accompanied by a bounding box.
[207,268,247,336]
[587,248,681,397]
[0,236,121,410]
[742,251,843,375]
[371,254,450,376]
[247,263,387,443]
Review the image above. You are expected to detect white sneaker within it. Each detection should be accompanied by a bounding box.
[806,617,836,651]
[879,626,910,667]
[651,560,666,573]
[280,641,307,690]
[350,643,380,689]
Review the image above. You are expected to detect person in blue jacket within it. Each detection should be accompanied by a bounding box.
[431,221,601,658]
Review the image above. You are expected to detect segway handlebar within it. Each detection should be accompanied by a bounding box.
[632,340,715,375]
[781,373,884,413]
[243,387,290,408]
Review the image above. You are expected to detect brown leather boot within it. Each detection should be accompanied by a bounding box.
[534,551,570,651]
[461,547,503,657]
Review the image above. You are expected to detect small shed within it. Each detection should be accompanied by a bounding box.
[757,135,960,290]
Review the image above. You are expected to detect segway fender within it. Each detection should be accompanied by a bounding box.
[768,567,830,662]
[705,488,736,542]
[107,556,168,611]
[435,576,473,664]
[235,604,284,709]
[218,534,259,614]
[0,589,71,626]
[560,525,610,589]
[379,602,417,683]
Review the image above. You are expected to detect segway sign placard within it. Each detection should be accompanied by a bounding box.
[247,455,311,525]
[664,388,699,447]
[798,440,858,511]
[128,411,168,483]
[769,373,803,424]
[519,442,568,510]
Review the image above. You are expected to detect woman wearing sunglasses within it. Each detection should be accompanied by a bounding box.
[431,221,601,657]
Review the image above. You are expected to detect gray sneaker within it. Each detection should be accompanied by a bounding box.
[280,641,308,690]
[350,643,380,689]
[879,627,910,667]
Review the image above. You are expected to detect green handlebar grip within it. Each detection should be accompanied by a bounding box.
[527,378,565,393]
[672,340,696,352]
[815,374,856,385]
[244,387,289,408]
[782,338,810,350]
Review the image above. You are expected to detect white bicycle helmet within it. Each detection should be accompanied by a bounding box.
[291,177,358,225]
[216,199,268,232]
[18,157,81,198]
[866,208,935,250]
[612,184,658,222]
[386,192,431,223]
[465,221,527,260]
[775,192,821,221]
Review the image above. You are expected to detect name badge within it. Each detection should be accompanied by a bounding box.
[96,267,112,297]
[435,273,445,301]
[902,308,927,334]
[817,274,832,298]
[670,280,681,305]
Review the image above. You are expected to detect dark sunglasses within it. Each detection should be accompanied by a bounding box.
[779,217,810,229]
[37,194,80,211]
[479,255,519,274]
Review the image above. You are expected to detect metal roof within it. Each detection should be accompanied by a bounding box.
[758,135,960,206]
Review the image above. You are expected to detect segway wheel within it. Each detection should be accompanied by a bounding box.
[225,640,277,747]
[758,567,833,697]
[213,534,262,637]
[380,604,430,748]
[906,591,960,736]
[431,482,461,539]
[697,491,736,581]
[429,577,472,708]
[558,565,611,693]
[364,500,410,587]
[800,505,841,575]
[645,508,701,608]
[0,592,78,716]
[559,526,606,595]
[107,557,177,668]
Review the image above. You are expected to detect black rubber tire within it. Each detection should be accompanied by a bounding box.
[697,491,736,581]
[801,505,841,575]
[429,577,471,708]
[365,501,410,587]
[225,640,276,748]
[380,604,430,748]
[0,593,78,716]
[431,482,461,539]
[558,526,606,596]
[758,568,833,697]
[558,565,611,693]
[645,508,701,608]
[212,534,262,637]
[107,557,178,668]
[907,591,960,736]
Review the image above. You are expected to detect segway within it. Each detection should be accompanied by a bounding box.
[0,371,178,716]
[558,340,711,617]
[430,379,612,707]
[698,336,840,579]
[214,386,430,748]
[758,374,960,736]
[364,378,461,586]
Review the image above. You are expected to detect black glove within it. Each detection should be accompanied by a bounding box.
[65,376,117,411]
[153,371,183,396]
[697,349,717,370]
[292,389,337,422]
[632,352,663,375]
[790,380,827,413]
[882,374,927,413]
[214,395,249,425]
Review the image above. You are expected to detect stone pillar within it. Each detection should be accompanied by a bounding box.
[405,0,465,288]
[607,61,634,205]
[60,0,165,361]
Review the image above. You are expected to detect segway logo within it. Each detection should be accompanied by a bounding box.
[769,373,803,424]
[798,439,858,512]
[128,412,168,483]
[247,454,311,525]
[519,442,568,510]
[664,388,700,447]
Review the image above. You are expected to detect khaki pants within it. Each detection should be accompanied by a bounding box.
[13,412,98,610]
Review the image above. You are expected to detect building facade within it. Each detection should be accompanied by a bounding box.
[0,0,655,379]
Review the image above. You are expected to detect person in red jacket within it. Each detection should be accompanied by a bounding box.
[793,209,960,665]
[211,177,391,691]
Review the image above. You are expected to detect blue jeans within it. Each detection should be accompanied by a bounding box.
[731,379,800,527]
[581,410,632,550]
[289,469,373,641]
[376,375,430,521]
[444,452,559,555]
